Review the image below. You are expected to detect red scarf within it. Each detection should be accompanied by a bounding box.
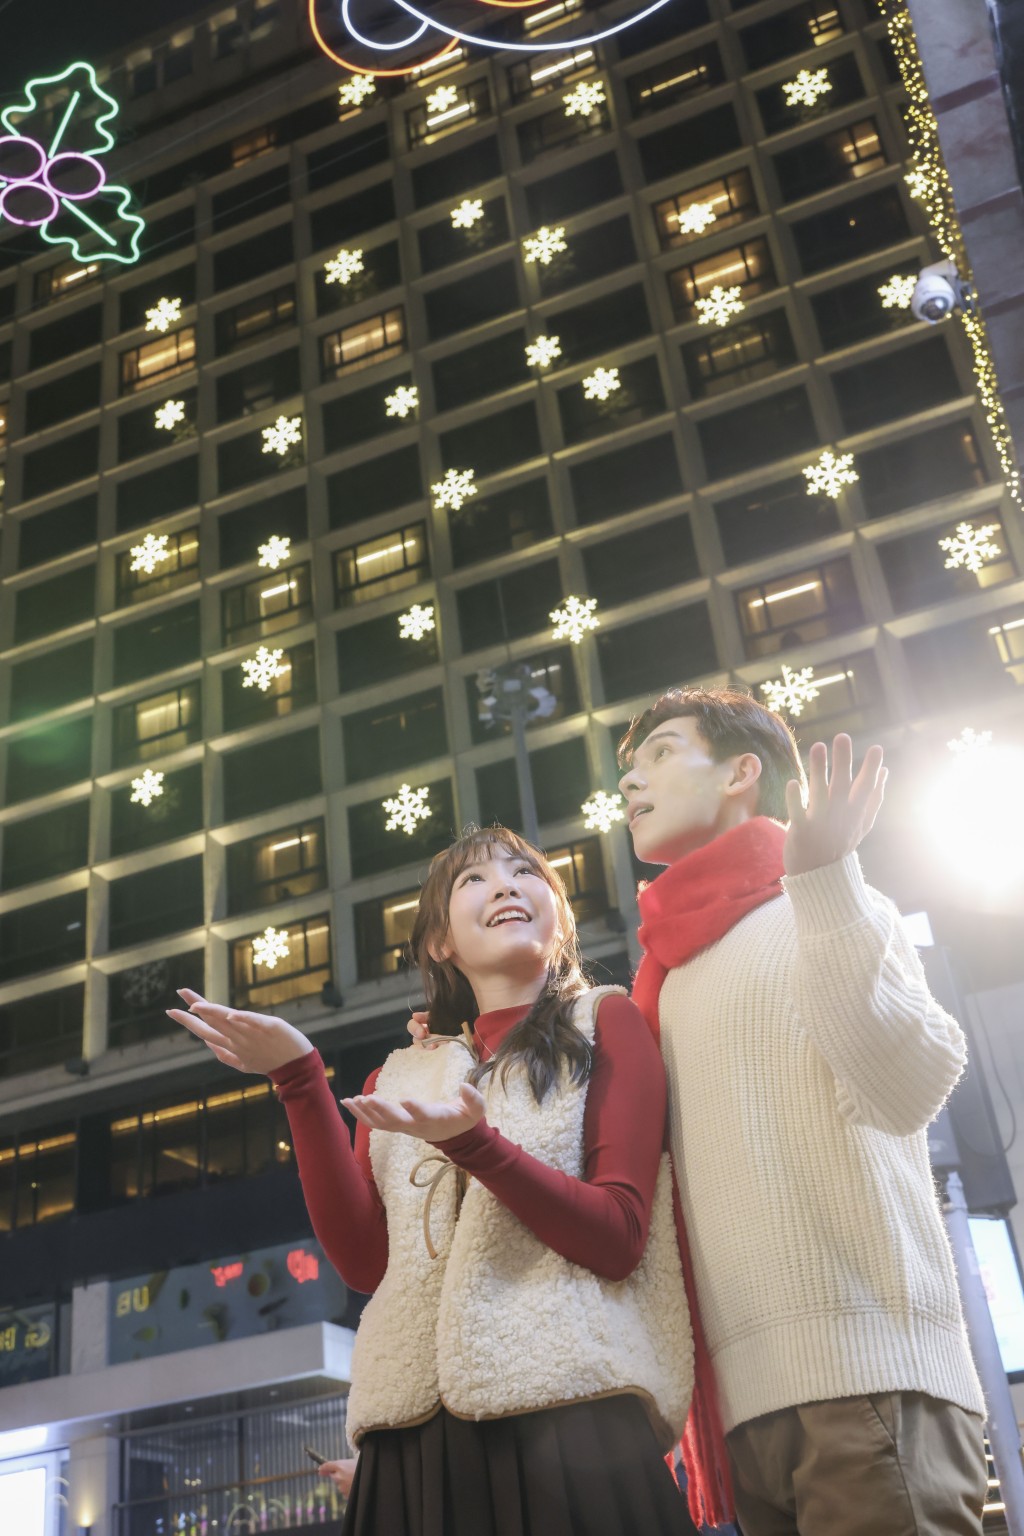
[633,817,787,1529]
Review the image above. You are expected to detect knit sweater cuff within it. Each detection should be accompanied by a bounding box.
[782,852,873,934]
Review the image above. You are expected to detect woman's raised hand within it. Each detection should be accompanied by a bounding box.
[406,1009,441,1050]
[342,1082,486,1143]
[166,988,314,1075]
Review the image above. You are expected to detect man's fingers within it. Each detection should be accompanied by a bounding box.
[805,740,829,812]
[785,777,806,823]
[828,734,853,796]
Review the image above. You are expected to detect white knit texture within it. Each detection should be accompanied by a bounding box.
[659,852,984,1434]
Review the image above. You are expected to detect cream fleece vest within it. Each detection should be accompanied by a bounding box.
[346,986,693,1449]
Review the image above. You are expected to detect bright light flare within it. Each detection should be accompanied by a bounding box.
[918,742,1024,899]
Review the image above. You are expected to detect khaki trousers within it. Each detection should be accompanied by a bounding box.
[725,1393,987,1536]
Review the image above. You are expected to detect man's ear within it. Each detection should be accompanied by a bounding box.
[724,752,762,799]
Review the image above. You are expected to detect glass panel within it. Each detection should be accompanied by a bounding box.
[335,523,428,605]
[120,329,196,393]
[320,307,405,377]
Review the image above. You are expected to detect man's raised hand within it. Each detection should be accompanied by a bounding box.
[783,734,887,878]
[166,988,314,1075]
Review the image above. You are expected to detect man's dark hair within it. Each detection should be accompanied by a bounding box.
[616,686,805,822]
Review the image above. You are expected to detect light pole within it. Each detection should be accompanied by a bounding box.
[475,662,557,846]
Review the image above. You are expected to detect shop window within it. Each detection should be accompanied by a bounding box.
[116,456,199,534]
[221,563,312,646]
[119,328,197,394]
[882,515,1015,615]
[217,486,307,570]
[557,354,666,446]
[811,265,919,351]
[569,434,683,526]
[214,284,296,355]
[16,495,97,571]
[653,169,757,252]
[347,778,456,878]
[334,524,428,607]
[113,682,201,768]
[115,528,199,606]
[5,717,92,805]
[13,564,95,643]
[320,307,405,380]
[418,201,509,276]
[21,427,98,499]
[457,559,563,652]
[0,891,86,983]
[856,422,987,519]
[536,216,637,299]
[221,639,317,730]
[0,986,83,1080]
[831,336,962,433]
[668,236,775,321]
[904,610,1024,706]
[626,42,724,116]
[756,52,864,137]
[407,79,491,148]
[0,1127,76,1228]
[9,639,94,722]
[337,611,439,693]
[212,222,294,293]
[326,447,423,531]
[698,385,818,479]
[516,94,610,165]
[736,558,863,659]
[306,123,390,192]
[425,261,519,341]
[309,181,395,253]
[739,2,844,69]
[24,363,101,434]
[597,603,717,702]
[230,913,332,1011]
[773,118,887,203]
[108,857,204,950]
[110,764,204,857]
[355,886,419,979]
[790,186,910,276]
[466,648,577,745]
[439,402,542,476]
[222,726,322,822]
[343,687,448,782]
[1,800,89,892]
[227,818,327,916]
[583,516,700,607]
[449,478,554,568]
[410,134,501,208]
[525,151,623,225]
[682,309,797,399]
[715,475,839,565]
[637,104,741,185]
[112,603,200,687]
[28,306,102,370]
[108,949,204,1051]
[432,330,528,412]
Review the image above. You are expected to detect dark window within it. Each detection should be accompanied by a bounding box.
[218,486,308,570]
[615,0,710,55]
[110,763,203,857]
[28,307,102,371]
[638,105,741,184]
[214,284,296,355]
[626,42,724,116]
[653,169,758,252]
[477,736,590,829]
[343,687,448,781]
[698,385,818,479]
[108,950,205,1052]
[882,514,1015,615]
[668,236,776,321]
[115,456,199,533]
[597,604,718,701]
[118,269,197,331]
[831,336,963,432]
[425,261,519,341]
[811,264,919,350]
[113,682,202,768]
[309,181,395,251]
[348,778,455,879]
[119,328,196,394]
[215,349,301,424]
[321,306,406,379]
[0,986,83,1079]
[1,801,89,891]
[905,609,1024,707]
[111,603,200,687]
[9,640,94,721]
[0,1131,76,1231]
[115,528,198,607]
[5,718,92,804]
[457,559,563,651]
[17,495,97,571]
[212,164,291,233]
[736,557,863,659]
[212,222,294,292]
[217,422,303,495]
[355,887,418,980]
[407,81,492,149]
[315,240,402,317]
[536,216,637,299]
[432,330,528,412]
[468,648,578,744]
[117,388,198,464]
[756,52,864,136]
[583,516,700,606]
[221,639,317,730]
[222,563,312,645]
[439,401,542,476]
[335,524,428,606]
[791,187,910,275]
[418,200,509,275]
[517,94,611,164]
[222,726,322,822]
[337,612,439,693]
[323,370,415,453]
[411,135,502,207]
[13,565,95,643]
[108,857,204,950]
[227,820,327,916]
[327,447,423,530]
[24,364,101,434]
[715,475,840,565]
[547,284,651,365]
[857,422,987,519]
[682,309,797,399]
[525,152,623,224]
[21,427,98,499]
[557,354,665,446]
[774,118,887,202]
[136,206,195,263]
[307,123,390,193]
[739,1,845,69]
[450,478,554,567]
[230,913,332,1011]
[0,891,86,983]
[570,433,683,526]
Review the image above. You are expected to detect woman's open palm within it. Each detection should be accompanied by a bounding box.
[166,988,313,1075]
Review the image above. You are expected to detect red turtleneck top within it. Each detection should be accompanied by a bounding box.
[269,994,664,1293]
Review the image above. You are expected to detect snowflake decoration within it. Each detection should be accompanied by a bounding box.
[385,384,419,418]
[523,225,568,265]
[129,532,171,575]
[383,783,431,835]
[582,366,621,402]
[258,535,291,570]
[551,595,600,644]
[694,284,746,327]
[432,467,477,512]
[802,449,858,499]
[130,768,165,807]
[582,790,625,833]
[145,296,182,333]
[674,201,717,236]
[938,521,1002,575]
[525,335,562,368]
[154,398,186,432]
[782,68,832,108]
[877,274,916,310]
[241,645,288,692]
[426,84,460,116]
[563,79,606,117]
[948,726,994,755]
[904,168,934,200]
[450,198,484,229]
[323,247,364,286]
[339,74,376,109]
[760,665,820,718]
[398,603,436,641]
[252,926,290,971]
[261,415,303,456]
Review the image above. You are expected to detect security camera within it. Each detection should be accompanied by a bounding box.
[911,259,973,324]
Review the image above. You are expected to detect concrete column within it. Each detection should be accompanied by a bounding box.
[67,1283,118,1536]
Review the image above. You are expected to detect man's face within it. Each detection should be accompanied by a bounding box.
[618,718,744,865]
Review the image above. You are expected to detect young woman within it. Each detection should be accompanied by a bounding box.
[168,827,696,1536]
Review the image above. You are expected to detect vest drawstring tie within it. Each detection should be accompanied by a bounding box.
[409,1153,468,1259]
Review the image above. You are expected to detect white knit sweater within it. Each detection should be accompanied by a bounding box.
[659,851,984,1434]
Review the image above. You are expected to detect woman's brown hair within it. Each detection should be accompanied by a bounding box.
[408,826,593,1104]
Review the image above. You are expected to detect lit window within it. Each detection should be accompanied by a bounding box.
[116,530,199,606]
[653,170,757,250]
[355,887,420,979]
[736,559,862,658]
[335,524,429,606]
[988,616,1024,684]
[120,328,197,394]
[232,126,278,166]
[320,308,405,378]
[524,0,582,35]
[230,914,332,1010]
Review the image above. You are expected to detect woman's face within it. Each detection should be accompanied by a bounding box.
[440,847,560,988]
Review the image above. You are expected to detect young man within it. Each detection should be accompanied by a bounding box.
[617,686,986,1536]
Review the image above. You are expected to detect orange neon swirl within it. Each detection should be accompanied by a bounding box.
[308,0,458,76]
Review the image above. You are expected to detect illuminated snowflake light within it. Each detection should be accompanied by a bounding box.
[450,197,484,229]
[145,295,182,333]
[154,398,185,432]
[938,521,1002,575]
[563,79,606,117]
[802,449,858,499]
[694,284,746,327]
[948,726,994,755]
[261,415,303,456]
[904,168,934,200]
[582,790,625,833]
[674,201,717,236]
[760,665,820,718]
[525,335,562,368]
[523,225,568,265]
[432,467,477,512]
[385,384,419,418]
[551,595,600,644]
[339,74,376,108]
[323,247,364,285]
[241,645,288,692]
[130,768,165,807]
[129,533,171,575]
[384,783,431,836]
[878,274,916,310]
[582,366,620,402]
[258,535,291,570]
[426,84,460,115]
[782,67,832,108]
[252,926,291,970]
[398,603,436,640]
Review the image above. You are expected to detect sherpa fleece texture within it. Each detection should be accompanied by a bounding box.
[345,986,693,1449]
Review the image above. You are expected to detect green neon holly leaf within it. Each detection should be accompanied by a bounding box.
[39,182,146,267]
[1,61,120,158]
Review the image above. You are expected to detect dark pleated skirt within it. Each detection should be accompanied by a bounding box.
[342,1395,700,1536]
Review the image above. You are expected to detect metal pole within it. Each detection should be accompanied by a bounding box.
[944,1171,1024,1534]
[509,700,540,847]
